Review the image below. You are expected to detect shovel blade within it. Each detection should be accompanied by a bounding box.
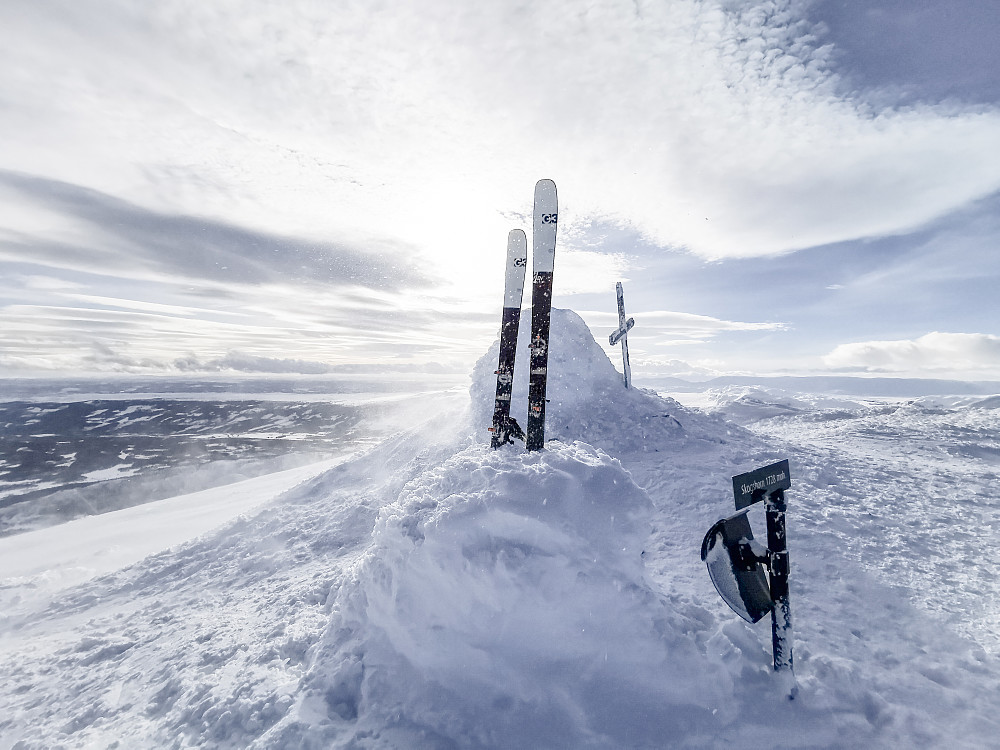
[701,511,773,623]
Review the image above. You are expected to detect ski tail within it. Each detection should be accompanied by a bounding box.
[526,272,553,450]
[526,179,558,451]
[491,229,528,448]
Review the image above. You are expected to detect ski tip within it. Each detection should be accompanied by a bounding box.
[534,178,557,199]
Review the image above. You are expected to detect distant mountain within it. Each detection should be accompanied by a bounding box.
[641,374,1000,397]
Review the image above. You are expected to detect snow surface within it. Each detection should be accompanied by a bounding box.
[2,308,1000,748]
[0,456,349,618]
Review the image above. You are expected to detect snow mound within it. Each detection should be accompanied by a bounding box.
[469,308,688,453]
[699,386,875,425]
[7,310,1000,747]
[970,394,1000,409]
[280,441,736,748]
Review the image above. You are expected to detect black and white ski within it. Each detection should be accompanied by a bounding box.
[526,179,558,451]
[490,229,528,448]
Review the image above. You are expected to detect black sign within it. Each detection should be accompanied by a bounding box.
[732,459,790,510]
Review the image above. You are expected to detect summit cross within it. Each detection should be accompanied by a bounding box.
[608,282,634,389]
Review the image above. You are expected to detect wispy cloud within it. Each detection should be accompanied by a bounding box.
[579,309,783,340]
[823,332,1000,377]
[4,1,999,262]
[0,171,426,290]
[0,295,494,374]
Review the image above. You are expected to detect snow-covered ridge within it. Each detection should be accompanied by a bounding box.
[2,309,999,748]
[284,441,733,748]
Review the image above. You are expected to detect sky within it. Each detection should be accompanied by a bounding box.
[1,0,999,381]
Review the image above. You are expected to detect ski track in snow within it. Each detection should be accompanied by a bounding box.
[1,311,999,748]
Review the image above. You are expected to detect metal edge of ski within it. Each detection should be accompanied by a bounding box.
[490,229,528,448]
[526,178,558,452]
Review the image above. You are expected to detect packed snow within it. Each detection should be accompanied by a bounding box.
[2,309,1000,748]
[0,456,349,616]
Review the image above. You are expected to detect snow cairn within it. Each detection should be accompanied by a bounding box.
[268,309,748,747]
[471,308,685,455]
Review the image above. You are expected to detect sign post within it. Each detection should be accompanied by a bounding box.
[608,282,634,389]
[703,459,796,692]
[765,487,793,674]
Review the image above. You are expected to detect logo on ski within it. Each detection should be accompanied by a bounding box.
[531,334,547,356]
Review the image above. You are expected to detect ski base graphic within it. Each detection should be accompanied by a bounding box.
[526,179,558,452]
[491,229,528,448]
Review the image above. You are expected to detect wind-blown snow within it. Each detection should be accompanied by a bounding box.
[1,309,999,748]
[279,441,740,748]
[0,456,347,615]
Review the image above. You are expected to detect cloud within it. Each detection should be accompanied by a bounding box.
[830,194,1000,298]
[0,171,428,291]
[4,0,1000,266]
[621,356,723,380]
[553,250,631,296]
[175,351,334,375]
[171,351,454,375]
[3,1,1000,376]
[0,292,496,375]
[578,309,783,341]
[823,332,1000,376]
[20,275,84,292]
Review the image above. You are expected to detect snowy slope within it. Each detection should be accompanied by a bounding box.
[2,309,999,748]
[0,420,467,749]
[0,456,350,617]
[720,388,1000,653]
[0,388,444,536]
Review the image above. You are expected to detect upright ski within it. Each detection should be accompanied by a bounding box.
[526,179,558,451]
[490,229,528,448]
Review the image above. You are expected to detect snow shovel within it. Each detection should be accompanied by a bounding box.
[700,509,773,624]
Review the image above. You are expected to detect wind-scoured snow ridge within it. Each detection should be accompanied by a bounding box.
[0,409,470,749]
[272,441,739,748]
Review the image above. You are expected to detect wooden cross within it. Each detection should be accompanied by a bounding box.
[608,282,634,388]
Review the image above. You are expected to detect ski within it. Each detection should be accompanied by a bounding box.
[526,178,558,451]
[490,229,528,448]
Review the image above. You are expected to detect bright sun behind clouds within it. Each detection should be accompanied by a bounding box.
[1,0,999,378]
